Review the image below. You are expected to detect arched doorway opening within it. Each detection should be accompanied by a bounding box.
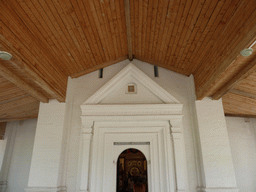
[116,148,148,192]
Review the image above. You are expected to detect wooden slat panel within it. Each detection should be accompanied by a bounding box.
[152,0,169,62]
[187,0,243,73]
[170,0,203,67]
[163,0,187,64]
[0,8,67,98]
[53,0,97,67]
[1,1,68,86]
[181,0,226,69]
[117,0,128,57]
[36,0,82,72]
[86,0,113,60]
[1,0,256,120]
[195,0,256,99]
[229,89,256,99]
[0,95,39,122]
[0,76,28,103]
[0,59,58,99]
[168,0,195,67]
[235,71,256,95]
[147,0,160,60]
[141,0,149,59]
[70,56,127,78]
[212,55,256,100]
[142,0,154,59]
[133,57,190,76]
[0,64,48,102]
[17,0,77,74]
[223,92,256,116]
[158,0,181,63]
[69,0,104,65]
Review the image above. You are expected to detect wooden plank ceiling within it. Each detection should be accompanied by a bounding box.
[0,0,256,121]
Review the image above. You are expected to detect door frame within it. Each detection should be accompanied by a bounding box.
[79,104,188,192]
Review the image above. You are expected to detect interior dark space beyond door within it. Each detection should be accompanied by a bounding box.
[116,148,148,192]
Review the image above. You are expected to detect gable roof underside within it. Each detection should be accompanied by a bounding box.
[0,0,256,122]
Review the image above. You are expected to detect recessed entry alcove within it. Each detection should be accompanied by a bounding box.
[116,148,148,192]
[79,64,188,192]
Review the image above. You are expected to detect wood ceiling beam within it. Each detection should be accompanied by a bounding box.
[124,0,133,61]
[225,113,256,118]
[0,39,65,102]
[0,94,30,105]
[0,63,48,103]
[229,89,256,99]
[212,56,256,100]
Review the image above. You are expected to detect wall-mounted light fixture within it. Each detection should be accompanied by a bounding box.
[0,51,12,60]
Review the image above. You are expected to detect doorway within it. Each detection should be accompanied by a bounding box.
[81,120,182,192]
[116,148,148,192]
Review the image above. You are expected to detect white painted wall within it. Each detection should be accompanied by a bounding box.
[27,100,66,191]
[0,119,37,192]
[0,125,9,172]
[0,121,18,191]
[226,117,256,192]
[2,61,256,192]
[63,59,200,191]
[195,98,238,191]
[7,119,37,192]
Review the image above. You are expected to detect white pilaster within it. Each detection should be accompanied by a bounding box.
[0,122,18,192]
[26,100,66,192]
[195,98,238,192]
[170,121,188,192]
[79,121,93,192]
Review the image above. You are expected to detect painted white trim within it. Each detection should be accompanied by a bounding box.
[88,121,176,192]
[25,186,67,192]
[79,63,188,191]
[79,106,187,192]
[81,104,183,116]
[197,187,240,192]
[83,63,180,104]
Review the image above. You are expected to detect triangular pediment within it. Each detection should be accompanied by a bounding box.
[83,63,180,105]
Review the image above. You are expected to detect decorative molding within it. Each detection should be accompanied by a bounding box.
[83,63,180,104]
[81,115,183,129]
[88,121,176,192]
[81,104,183,116]
[25,187,67,192]
[78,62,188,191]
[198,188,240,192]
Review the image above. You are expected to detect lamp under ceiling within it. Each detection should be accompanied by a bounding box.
[240,48,253,57]
[0,51,12,60]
